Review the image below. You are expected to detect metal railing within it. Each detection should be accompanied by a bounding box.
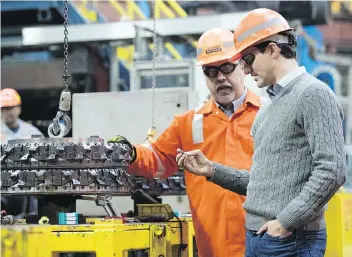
[74,0,195,64]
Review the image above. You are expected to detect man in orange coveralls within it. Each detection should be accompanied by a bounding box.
[109,28,269,257]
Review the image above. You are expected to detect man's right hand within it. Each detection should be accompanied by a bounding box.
[176,149,214,177]
[108,135,137,163]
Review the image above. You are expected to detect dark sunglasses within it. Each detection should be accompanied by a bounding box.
[241,54,256,66]
[241,40,286,66]
[202,62,237,78]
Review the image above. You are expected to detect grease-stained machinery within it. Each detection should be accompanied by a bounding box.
[0,136,194,257]
[1,137,352,257]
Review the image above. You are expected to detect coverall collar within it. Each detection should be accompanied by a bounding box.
[196,88,260,115]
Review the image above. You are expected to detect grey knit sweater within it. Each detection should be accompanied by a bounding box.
[209,72,347,232]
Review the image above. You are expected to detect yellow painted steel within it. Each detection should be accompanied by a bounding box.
[75,1,98,22]
[325,192,352,257]
[148,41,183,61]
[155,0,175,19]
[166,0,188,17]
[75,1,191,62]
[184,218,196,257]
[2,193,351,257]
[164,42,183,60]
[116,45,135,69]
[1,218,195,257]
[108,0,127,17]
[331,1,352,15]
[116,0,186,64]
[126,0,146,20]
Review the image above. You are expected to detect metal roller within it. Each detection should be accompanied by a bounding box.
[0,135,186,196]
[0,135,132,195]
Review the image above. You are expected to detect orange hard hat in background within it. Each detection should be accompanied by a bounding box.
[230,8,293,61]
[0,88,22,108]
[197,28,238,66]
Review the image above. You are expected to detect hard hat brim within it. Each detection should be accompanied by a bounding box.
[228,52,243,62]
[197,50,239,66]
[1,103,21,108]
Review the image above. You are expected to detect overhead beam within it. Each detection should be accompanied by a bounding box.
[22,12,248,46]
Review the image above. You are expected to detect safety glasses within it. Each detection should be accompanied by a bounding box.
[202,62,237,78]
[241,54,256,66]
[241,41,283,66]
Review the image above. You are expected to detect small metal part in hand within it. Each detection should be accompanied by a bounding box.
[179,149,187,155]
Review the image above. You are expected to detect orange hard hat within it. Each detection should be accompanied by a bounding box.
[230,8,293,61]
[197,28,238,66]
[0,88,22,108]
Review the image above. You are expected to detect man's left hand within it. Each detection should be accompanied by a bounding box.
[108,135,137,163]
[256,219,292,238]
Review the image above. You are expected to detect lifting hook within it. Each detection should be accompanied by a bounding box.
[48,0,72,138]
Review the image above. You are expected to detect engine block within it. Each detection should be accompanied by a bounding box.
[1,136,186,196]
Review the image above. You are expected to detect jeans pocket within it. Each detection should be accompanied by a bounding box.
[296,229,327,256]
[264,232,295,242]
[305,229,327,240]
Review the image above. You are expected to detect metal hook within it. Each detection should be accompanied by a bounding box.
[51,111,64,135]
[62,114,71,135]
[48,122,66,138]
[47,0,72,139]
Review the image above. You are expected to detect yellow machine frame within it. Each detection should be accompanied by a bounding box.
[2,193,352,257]
[1,218,195,257]
[325,192,352,256]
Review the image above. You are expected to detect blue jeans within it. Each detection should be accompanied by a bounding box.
[245,228,326,257]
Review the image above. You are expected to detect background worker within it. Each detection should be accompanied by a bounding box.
[1,88,43,143]
[176,8,347,257]
[108,28,269,257]
[1,88,43,218]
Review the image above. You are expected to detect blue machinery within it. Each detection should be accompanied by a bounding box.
[1,0,346,91]
[1,1,348,90]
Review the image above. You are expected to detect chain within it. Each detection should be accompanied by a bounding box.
[151,0,157,130]
[144,0,157,143]
[48,0,72,138]
[63,0,70,91]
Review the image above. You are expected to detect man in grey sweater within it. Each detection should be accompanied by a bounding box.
[176,8,347,257]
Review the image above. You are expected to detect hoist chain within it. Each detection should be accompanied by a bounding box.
[48,0,72,138]
[151,0,157,130]
[63,0,70,90]
[145,0,157,143]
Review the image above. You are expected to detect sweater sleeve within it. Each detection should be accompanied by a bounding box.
[207,162,250,196]
[276,83,347,231]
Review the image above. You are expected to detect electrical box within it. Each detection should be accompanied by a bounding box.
[72,88,198,144]
[130,59,209,106]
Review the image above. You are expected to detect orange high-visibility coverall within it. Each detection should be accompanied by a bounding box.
[130,90,264,257]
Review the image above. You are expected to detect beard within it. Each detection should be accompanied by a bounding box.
[216,83,233,92]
